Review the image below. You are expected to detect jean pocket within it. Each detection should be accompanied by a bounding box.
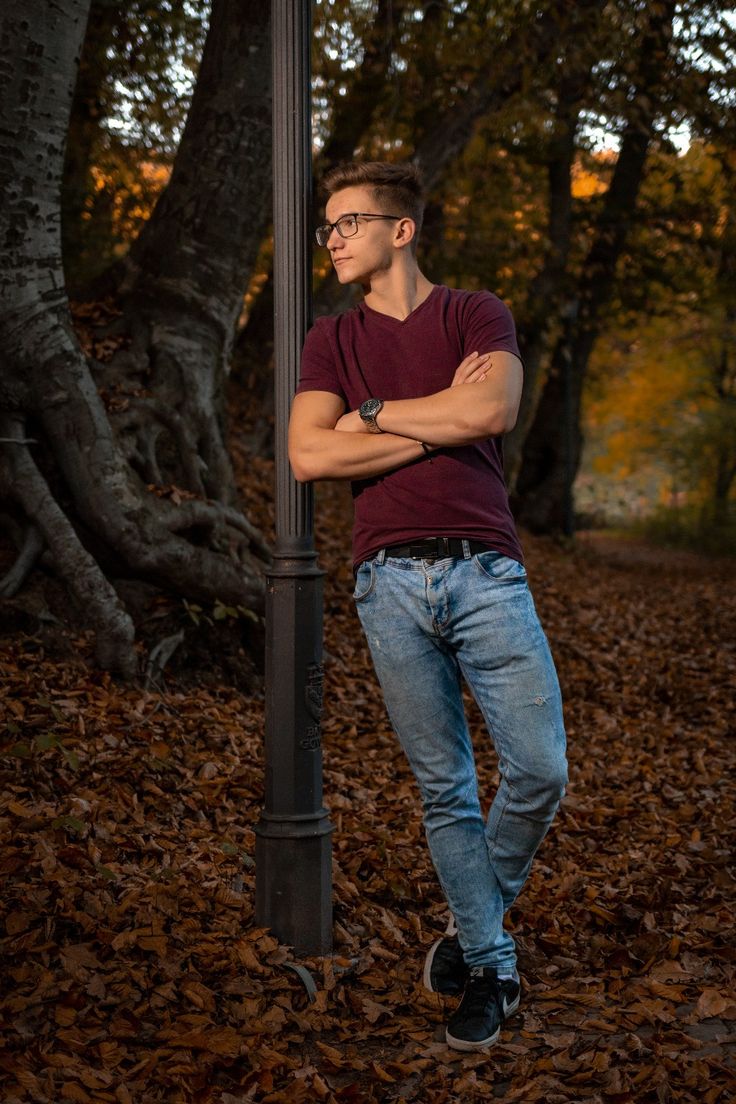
[353,559,376,602]
[473,551,527,583]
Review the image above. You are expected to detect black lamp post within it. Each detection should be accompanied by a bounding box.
[254,0,333,955]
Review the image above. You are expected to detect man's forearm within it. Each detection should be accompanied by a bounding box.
[375,380,517,444]
[290,425,429,482]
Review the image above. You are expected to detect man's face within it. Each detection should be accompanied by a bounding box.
[323,185,398,285]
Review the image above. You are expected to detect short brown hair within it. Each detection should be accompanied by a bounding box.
[321,161,425,246]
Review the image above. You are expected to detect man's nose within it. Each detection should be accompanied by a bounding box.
[327,227,343,249]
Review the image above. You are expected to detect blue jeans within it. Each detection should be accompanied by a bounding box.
[353,544,568,972]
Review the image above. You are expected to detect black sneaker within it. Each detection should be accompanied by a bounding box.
[423,918,468,995]
[445,966,521,1051]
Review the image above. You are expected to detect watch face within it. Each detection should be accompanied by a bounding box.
[361,398,382,418]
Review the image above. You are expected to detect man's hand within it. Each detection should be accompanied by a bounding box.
[334,408,365,433]
[451,350,493,388]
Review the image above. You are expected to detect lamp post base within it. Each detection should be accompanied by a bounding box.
[255,811,333,954]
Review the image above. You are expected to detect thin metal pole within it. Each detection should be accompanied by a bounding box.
[255,0,333,955]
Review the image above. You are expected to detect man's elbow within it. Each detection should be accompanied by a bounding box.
[289,452,316,483]
[473,403,519,438]
[291,464,312,484]
[290,447,338,483]
[494,407,518,435]
[288,441,315,483]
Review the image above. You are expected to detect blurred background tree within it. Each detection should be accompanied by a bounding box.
[62,0,209,292]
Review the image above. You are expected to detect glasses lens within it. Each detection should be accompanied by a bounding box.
[338,214,359,238]
[315,225,329,246]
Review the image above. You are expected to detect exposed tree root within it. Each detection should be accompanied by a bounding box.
[114,397,208,494]
[144,628,186,691]
[0,523,44,598]
[0,414,138,675]
[161,498,271,562]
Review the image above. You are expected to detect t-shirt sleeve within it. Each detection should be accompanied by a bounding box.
[462,292,522,363]
[296,317,347,403]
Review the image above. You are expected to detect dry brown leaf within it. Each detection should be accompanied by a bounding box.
[696,988,730,1018]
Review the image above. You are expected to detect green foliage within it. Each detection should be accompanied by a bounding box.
[213,600,259,623]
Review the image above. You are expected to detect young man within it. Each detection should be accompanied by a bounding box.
[289,162,568,1051]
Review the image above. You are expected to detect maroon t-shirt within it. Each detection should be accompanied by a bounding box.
[297,284,525,569]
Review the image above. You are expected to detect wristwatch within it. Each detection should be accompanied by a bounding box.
[359,397,385,433]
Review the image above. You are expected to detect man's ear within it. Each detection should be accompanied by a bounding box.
[394,217,416,249]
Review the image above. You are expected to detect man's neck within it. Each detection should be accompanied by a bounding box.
[362,265,435,321]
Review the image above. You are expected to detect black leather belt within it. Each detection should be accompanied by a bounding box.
[380,537,495,562]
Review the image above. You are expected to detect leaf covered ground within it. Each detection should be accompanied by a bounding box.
[1,474,734,1103]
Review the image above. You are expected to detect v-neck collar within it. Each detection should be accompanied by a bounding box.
[360,283,440,326]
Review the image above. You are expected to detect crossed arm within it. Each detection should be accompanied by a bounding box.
[288,349,523,483]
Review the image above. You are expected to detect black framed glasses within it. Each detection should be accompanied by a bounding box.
[314,212,402,247]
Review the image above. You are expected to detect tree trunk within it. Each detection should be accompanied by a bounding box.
[116,0,272,504]
[710,221,736,520]
[514,121,653,533]
[0,0,270,676]
[515,1,676,534]
[711,303,736,521]
[713,451,736,519]
[504,43,602,487]
[513,309,589,534]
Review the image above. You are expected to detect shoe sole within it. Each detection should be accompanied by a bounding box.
[444,992,521,1052]
[445,1024,501,1050]
[422,938,465,995]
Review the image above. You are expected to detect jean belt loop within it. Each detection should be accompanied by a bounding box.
[462,539,471,559]
[376,549,386,565]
